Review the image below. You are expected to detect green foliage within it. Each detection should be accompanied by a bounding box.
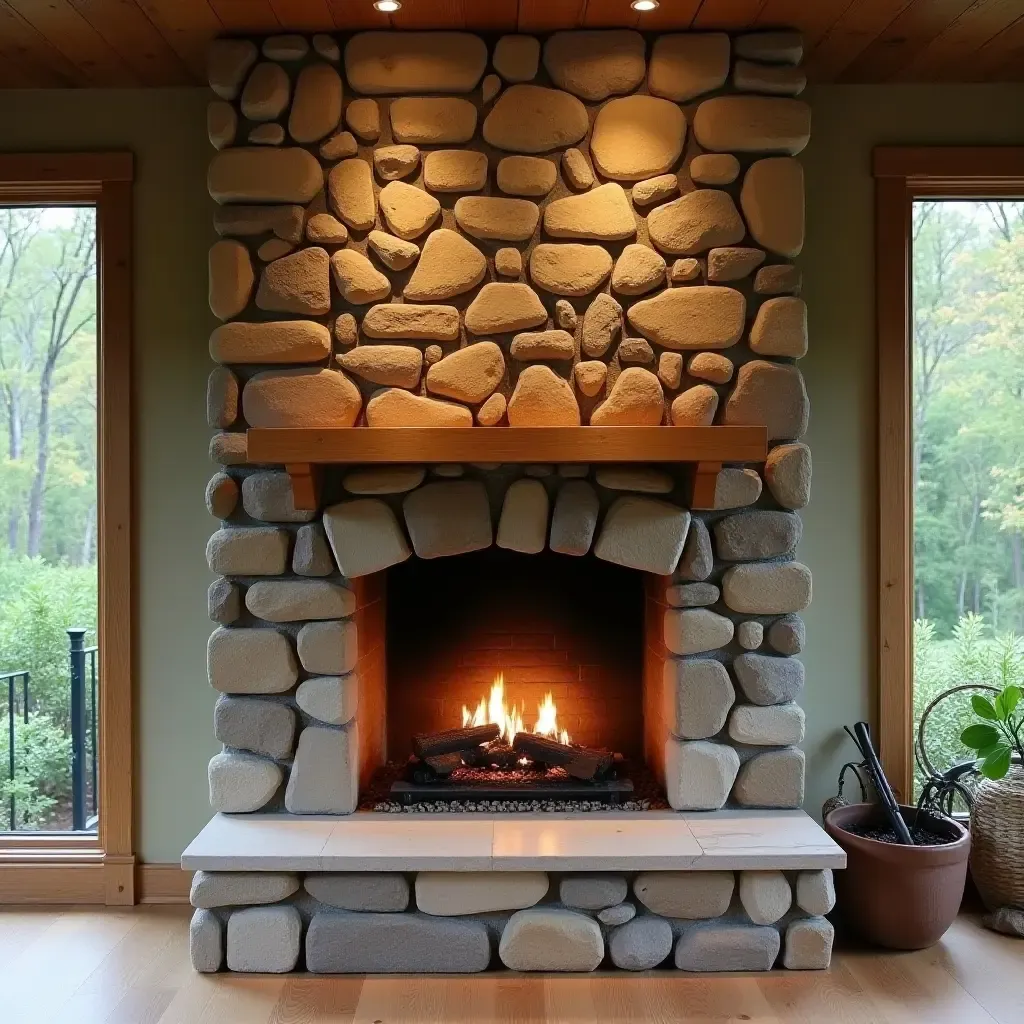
[960,681,1024,780]
[0,713,72,829]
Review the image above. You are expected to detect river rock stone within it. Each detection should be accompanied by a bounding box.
[675,922,780,972]
[729,702,805,746]
[599,903,636,926]
[755,263,801,295]
[343,467,426,495]
[417,872,548,916]
[609,916,673,971]
[248,123,284,145]
[657,351,683,390]
[405,229,486,301]
[511,330,575,361]
[739,871,792,925]
[482,72,501,104]
[330,248,391,304]
[363,303,460,341]
[494,34,540,83]
[285,722,358,813]
[665,582,719,607]
[345,31,486,93]
[306,213,348,245]
[796,870,836,916]
[214,696,296,760]
[495,248,522,277]
[736,31,803,64]
[379,180,440,240]
[390,97,477,145]
[483,84,588,154]
[735,746,805,808]
[690,153,740,185]
[335,312,357,347]
[591,95,687,182]
[241,471,316,523]
[648,32,730,102]
[735,60,806,96]
[256,238,292,262]
[207,100,236,149]
[668,258,700,283]
[738,620,764,650]
[243,368,362,428]
[708,468,761,510]
[423,149,488,192]
[708,247,766,283]
[497,478,549,554]
[549,480,599,556]
[214,203,304,241]
[714,510,802,561]
[208,750,282,813]
[206,474,238,520]
[634,871,734,919]
[305,873,407,911]
[209,432,247,466]
[497,155,556,196]
[320,130,358,161]
[313,33,339,61]
[289,63,343,143]
[207,626,297,694]
[340,344,422,387]
[206,527,289,576]
[499,908,604,972]
[189,909,222,973]
[767,614,805,655]
[543,30,644,101]
[612,245,667,296]
[664,607,734,655]
[783,917,834,970]
[581,293,622,358]
[591,367,665,426]
[628,286,744,350]
[665,658,734,740]
[367,389,473,430]
[508,365,580,426]
[594,496,688,575]
[677,517,712,580]
[209,38,257,100]
[326,159,376,233]
[559,875,627,911]
[323,498,411,577]
[465,282,546,335]
[294,523,334,577]
[241,62,289,121]
[560,148,593,192]
[245,580,354,622]
[671,385,718,426]
[530,243,612,296]
[477,392,507,426]
[345,97,380,142]
[544,182,636,241]
[723,360,808,441]
[751,296,807,357]
[256,246,330,315]
[263,34,307,60]
[596,466,673,493]
[367,230,419,272]
[426,341,504,403]
[765,443,811,511]
[733,652,805,706]
[208,148,323,204]
[648,190,745,256]
[694,96,811,155]
[619,337,655,364]
[687,352,733,385]
[723,561,811,616]
[403,480,492,558]
[454,196,539,242]
[208,240,253,321]
[373,144,419,181]
[632,174,679,207]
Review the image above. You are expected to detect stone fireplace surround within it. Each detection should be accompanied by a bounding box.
[192,25,844,975]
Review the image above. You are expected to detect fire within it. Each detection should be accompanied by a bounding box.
[461,672,571,746]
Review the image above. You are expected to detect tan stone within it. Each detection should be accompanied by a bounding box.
[561,148,594,191]
[343,467,426,495]
[482,72,501,104]
[648,189,744,256]
[256,238,293,261]
[497,478,549,554]
[670,258,701,282]
[707,246,766,283]
[657,351,683,390]
[210,320,331,364]
[330,248,391,304]
[208,240,253,320]
[632,174,679,207]
[497,156,556,197]
[687,351,733,384]
[305,213,348,245]
[510,330,575,361]
[596,467,673,494]
[345,97,380,142]
[209,38,257,100]
[362,303,460,341]
[423,344,443,365]
[574,360,607,398]
[365,388,472,427]
[344,31,486,94]
[423,150,487,193]
[765,442,811,509]
[208,100,236,150]
[208,148,322,204]
[206,472,239,518]
[241,62,289,121]
[693,96,811,155]
[334,313,357,347]
[209,432,247,466]
[543,30,645,101]
[750,296,807,357]
[389,97,477,145]
[256,247,330,315]
[544,183,636,241]
[581,292,622,358]
[508,365,580,427]
[755,264,801,295]
[367,230,419,271]
[263,34,307,60]
[214,204,304,242]
[493,35,540,83]
[289,63,343,144]
[313,33,340,62]
[373,144,419,181]
[464,282,546,335]
[735,60,806,96]
[248,123,284,145]
[529,243,612,297]
[379,180,441,240]
[648,33,730,102]
[405,229,486,301]
[735,31,803,64]
[671,384,719,426]
[723,360,808,441]
[594,496,689,575]
[328,158,376,231]
[495,247,523,277]
[208,367,239,427]
[591,367,664,426]
[611,245,666,296]
[741,157,804,257]
[477,392,507,426]
[590,95,687,182]
[618,337,654,365]
[425,341,504,404]
[454,196,539,242]
[627,286,744,350]
[322,499,411,578]
[483,85,588,154]
[320,130,358,161]
[243,368,362,428]
[690,153,740,186]
[339,345,422,388]
[555,300,577,331]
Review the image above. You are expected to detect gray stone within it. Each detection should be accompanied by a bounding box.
[209,578,240,624]
[665,582,720,608]
[594,497,689,576]
[304,873,409,912]
[711,468,763,511]
[344,31,487,94]
[634,871,734,919]
[403,481,493,559]
[734,747,805,808]
[609,916,673,971]
[389,97,477,145]
[343,466,426,495]
[733,652,805,706]
[307,910,491,973]
[739,871,792,925]
[767,615,805,655]
[246,580,353,623]
[737,620,764,650]
[499,908,604,972]
[664,739,739,811]
[206,473,238,520]
[598,902,636,926]
[293,522,335,577]
[735,31,803,64]
[664,659,735,740]
[207,367,238,428]
[214,696,297,760]
[417,872,548,916]
[242,472,317,523]
[648,32,730,102]
[227,905,301,973]
[722,562,812,614]
[677,518,712,581]
[190,870,299,909]
[581,293,622,358]
[208,38,257,100]
[693,96,810,155]
[493,34,540,83]
[208,626,298,695]
[190,909,222,973]
[497,478,549,555]
[542,30,645,101]
[297,620,357,676]
[595,467,673,494]
[675,922,780,972]
[549,480,600,557]
[209,432,248,467]
[783,917,834,970]
[208,750,282,813]
[323,499,412,578]
[729,703,806,746]
[559,875,628,911]
[295,674,358,727]
[207,527,289,576]
[285,722,359,814]
[765,443,811,509]
[714,511,802,561]
[483,84,588,154]
[664,608,734,656]
[984,907,1024,937]
[795,870,835,917]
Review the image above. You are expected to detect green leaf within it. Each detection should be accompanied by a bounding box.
[1003,685,1022,717]
[980,745,1013,780]
[976,742,1004,758]
[971,695,998,721]
[961,723,1000,750]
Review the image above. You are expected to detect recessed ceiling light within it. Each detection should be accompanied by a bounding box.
[374,0,401,11]
[631,0,659,10]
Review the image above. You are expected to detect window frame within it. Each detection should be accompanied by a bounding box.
[874,147,1024,802]
[0,153,135,904]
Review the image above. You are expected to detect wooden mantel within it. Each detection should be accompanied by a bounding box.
[245,425,769,510]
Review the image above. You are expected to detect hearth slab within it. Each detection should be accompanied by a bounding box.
[182,810,845,872]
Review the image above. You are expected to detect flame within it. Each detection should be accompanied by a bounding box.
[461,673,571,746]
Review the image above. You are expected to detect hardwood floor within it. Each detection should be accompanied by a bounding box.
[0,906,1019,1024]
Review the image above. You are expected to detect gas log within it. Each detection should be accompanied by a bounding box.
[412,724,500,759]
[511,733,614,781]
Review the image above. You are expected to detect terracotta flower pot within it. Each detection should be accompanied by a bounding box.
[824,803,970,950]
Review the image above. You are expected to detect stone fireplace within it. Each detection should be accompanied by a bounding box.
[187,25,843,976]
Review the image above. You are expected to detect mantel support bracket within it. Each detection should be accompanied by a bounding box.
[690,461,722,510]
[286,463,321,511]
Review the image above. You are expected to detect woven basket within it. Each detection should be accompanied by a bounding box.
[969,766,1024,911]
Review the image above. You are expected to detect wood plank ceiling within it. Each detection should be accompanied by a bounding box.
[0,0,1022,88]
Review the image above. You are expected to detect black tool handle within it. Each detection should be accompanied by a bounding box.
[853,721,915,845]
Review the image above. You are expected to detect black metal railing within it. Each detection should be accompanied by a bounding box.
[2,628,98,832]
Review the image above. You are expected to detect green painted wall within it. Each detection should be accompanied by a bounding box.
[0,84,1021,862]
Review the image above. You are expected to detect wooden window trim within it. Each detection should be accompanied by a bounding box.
[0,153,135,905]
[874,147,1024,802]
